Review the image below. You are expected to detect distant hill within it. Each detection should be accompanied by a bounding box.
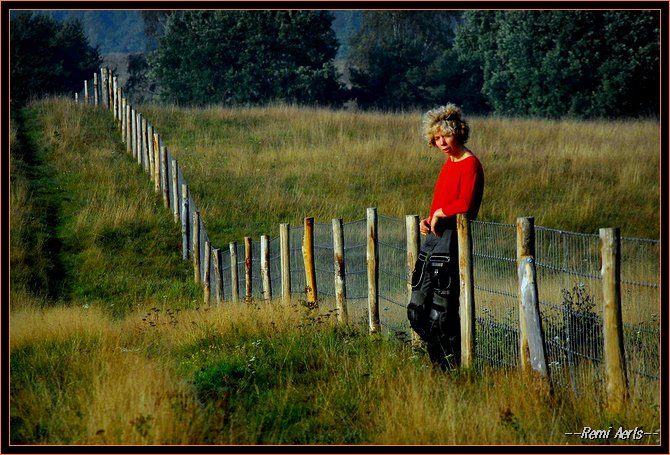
[40,10,362,57]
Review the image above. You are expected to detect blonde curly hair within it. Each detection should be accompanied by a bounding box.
[423,103,470,147]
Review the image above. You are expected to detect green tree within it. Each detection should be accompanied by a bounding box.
[454,10,660,118]
[148,10,345,106]
[10,11,101,107]
[345,11,488,113]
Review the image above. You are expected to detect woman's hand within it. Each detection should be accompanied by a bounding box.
[430,208,446,235]
[420,217,431,236]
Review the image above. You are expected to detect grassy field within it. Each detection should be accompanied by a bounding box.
[9,98,661,446]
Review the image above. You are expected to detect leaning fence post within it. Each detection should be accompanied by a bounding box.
[406,215,421,344]
[456,213,475,368]
[600,227,628,413]
[204,240,211,306]
[303,217,318,305]
[332,218,348,324]
[245,237,253,303]
[516,217,550,380]
[367,207,381,334]
[280,223,291,304]
[261,235,272,301]
[230,242,240,303]
[193,211,201,285]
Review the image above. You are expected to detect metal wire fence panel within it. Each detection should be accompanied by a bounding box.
[377,215,412,337]
[471,221,520,370]
[621,237,660,387]
[534,228,604,393]
[314,222,335,299]
[289,224,307,302]
[342,219,369,326]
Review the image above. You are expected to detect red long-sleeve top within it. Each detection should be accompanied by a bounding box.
[429,155,485,221]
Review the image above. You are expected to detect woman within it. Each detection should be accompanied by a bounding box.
[408,103,484,370]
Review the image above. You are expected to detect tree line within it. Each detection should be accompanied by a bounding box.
[10,10,660,118]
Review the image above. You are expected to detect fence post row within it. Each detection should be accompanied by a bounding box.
[516,217,551,381]
[87,69,640,393]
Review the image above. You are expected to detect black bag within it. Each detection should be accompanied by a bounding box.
[407,230,459,341]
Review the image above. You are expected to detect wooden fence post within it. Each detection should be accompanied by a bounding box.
[261,235,272,301]
[600,227,628,413]
[230,242,240,303]
[367,207,381,334]
[516,217,550,380]
[181,184,190,260]
[456,213,475,368]
[172,159,179,222]
[280,223,291,304]
[214,248,224,304]
[136,113,142,166]
[204,240,211,305]
[84,80,89,104]
[147,125,155,179]
[93,72,99,106]
[332,218,348,324]
[100,68,107,108]
[161,146,169,209]
[153,133,161,193]
[112,76,118,121]
[130,109,137,158]
[125,104,132,154]
[193,211,201,284]
[406,215,421,345]
[303,217,317,305]
[245,237,253,303]
[121,98,127,142]
[142,117,150,173]
[117,87,123,127]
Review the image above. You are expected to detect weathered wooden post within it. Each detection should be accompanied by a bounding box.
[204,240,211,305]
[214,248,224,304]
[125,104,132,154]
[367,207,381,334]
[142,117,150,173]
[332,218,348,324]
[406,215,421,344]
[230,242,240,303]
[121,98,127,142]
[74,92,79,103]
[136,113,142,166]
[112,76,118,122]
[516,217,550,380]
[147,125,155,179]
[161,146,169,209]
[261,235,272,301]
[117,87,123,126]
[172,159,179,222]
[181,184,190,260]
[600,227,628,413]
[100,68,108,108]
[93,72,99,106]
[153,133,161,193]
[456,213,475,368]
[130,109,137,158]
[280,223,291,304]
[192,211,201,284]
[84,80,89,104]
[303,217,317,305]
[245,237,253,303]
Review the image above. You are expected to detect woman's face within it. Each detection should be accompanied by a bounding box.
[433,131,459,157]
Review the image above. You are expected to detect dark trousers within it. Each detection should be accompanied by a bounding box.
[407,231,461,370]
